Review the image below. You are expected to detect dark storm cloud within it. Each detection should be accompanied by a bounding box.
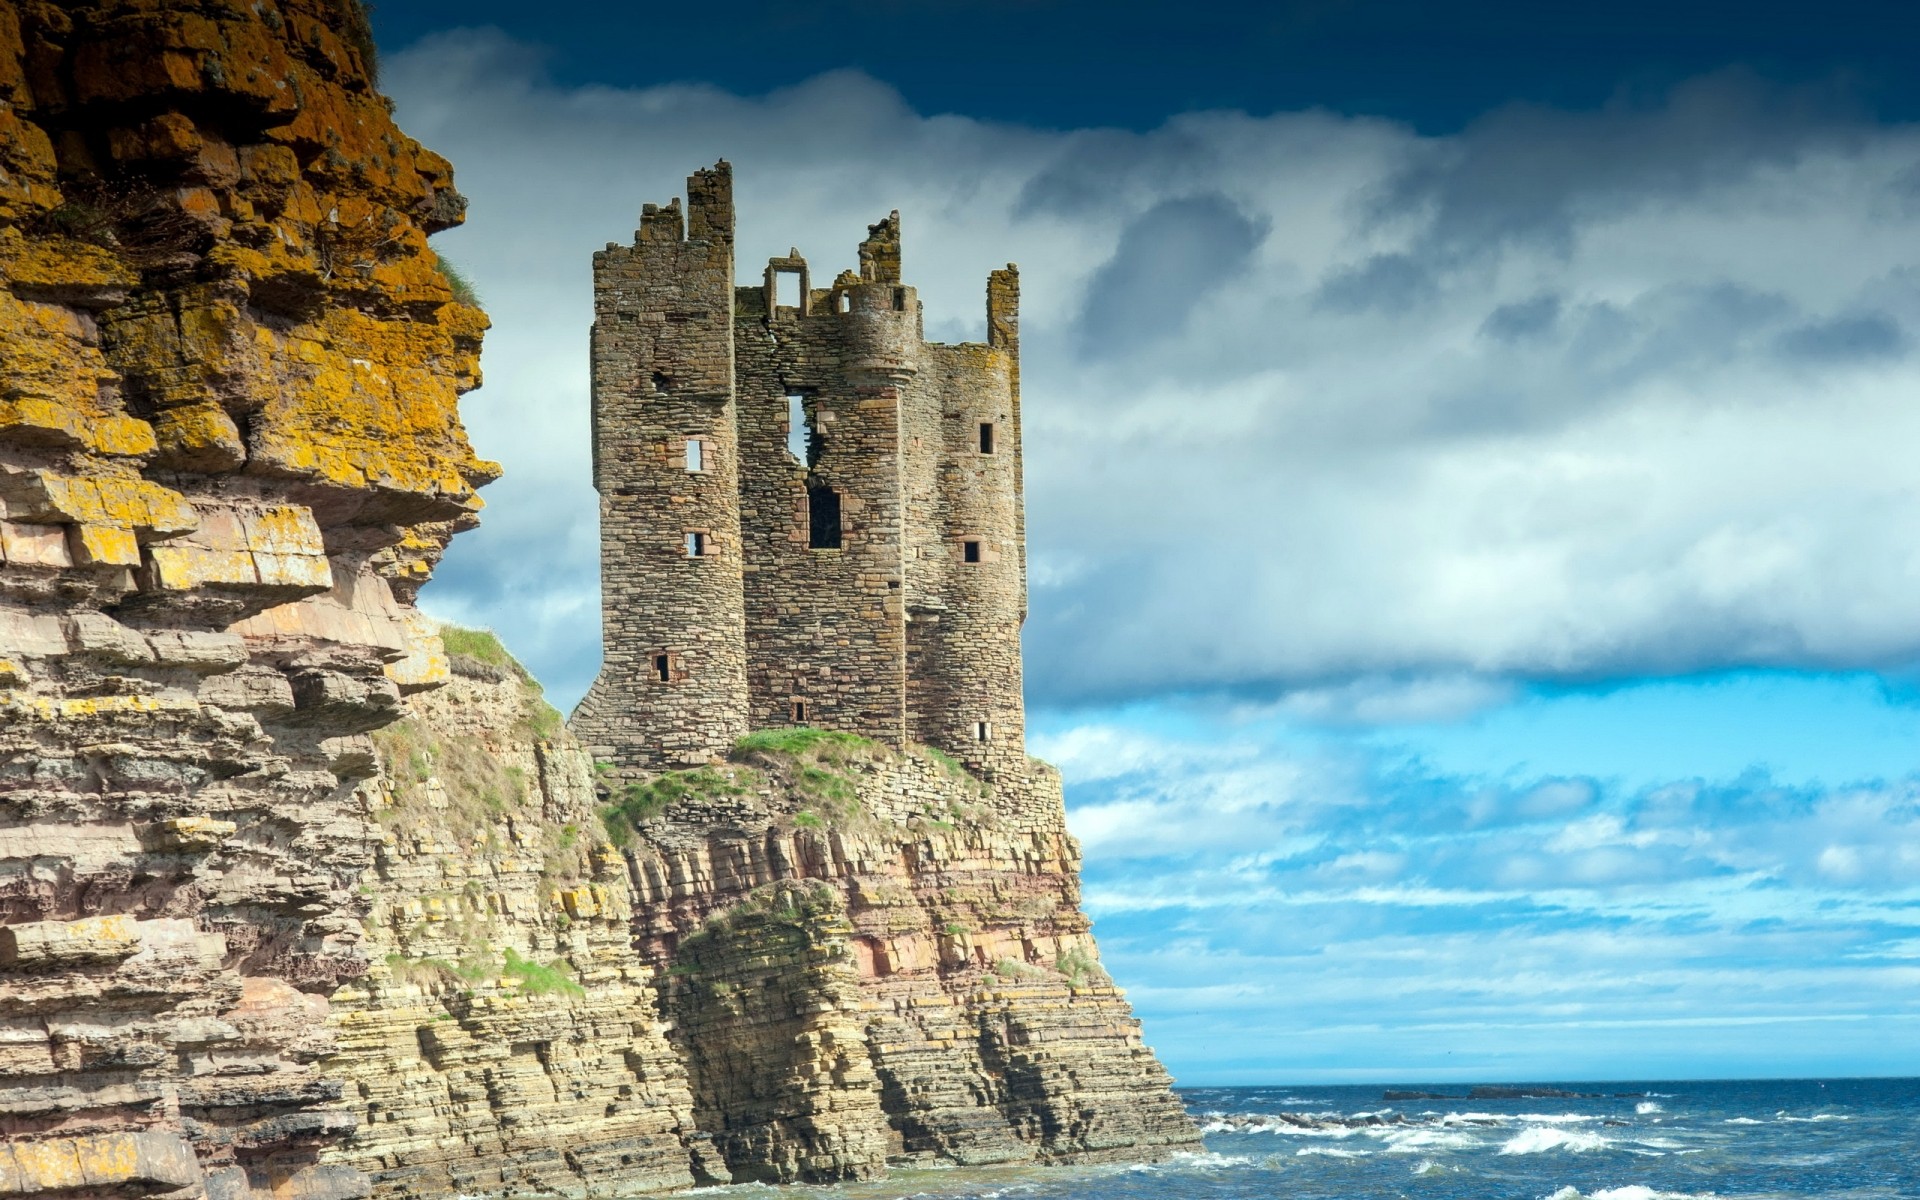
[1479,293,1562,342]
[388,35,1920,712]
[1313,252,1438,314]
[1774,313,1909,363]
[1074,194,1268,356]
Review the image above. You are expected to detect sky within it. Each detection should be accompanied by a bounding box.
[372,0,1920,1085]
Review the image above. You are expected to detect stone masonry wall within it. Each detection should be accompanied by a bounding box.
[571,165,748,769]
[576,166,1030,775]
[0,2,489,1196]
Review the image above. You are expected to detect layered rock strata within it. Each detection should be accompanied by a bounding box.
[328,649,1198,1197]
[612,736,1202,1184]
[0,2,489,1196]
[320,645,713,1198]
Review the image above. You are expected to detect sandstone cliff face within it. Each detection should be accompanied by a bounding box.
[616,739,1201,1184]
[0,2,488,1196]
[326,647,1198,1198]
[320,644,714,1198]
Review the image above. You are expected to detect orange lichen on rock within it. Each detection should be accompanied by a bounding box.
[0,1,491,1197]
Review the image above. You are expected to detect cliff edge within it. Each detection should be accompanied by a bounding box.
[325,630,1198,1196]
[0,1,488,1196]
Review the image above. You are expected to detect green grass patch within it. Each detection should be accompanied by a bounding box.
[1057,948,1110,988]
[437,256,480,306]
[436,622,567,743]
[600,765,756,847]
[502,948,584,996]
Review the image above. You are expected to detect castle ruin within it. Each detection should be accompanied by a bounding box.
[572,162,1030,780]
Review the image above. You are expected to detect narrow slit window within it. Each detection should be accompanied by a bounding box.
[975,721,992,742]
[685,438,705,472]
[892,288,907,312]
[791,700,809,723]
[809,485,843,550]
[786,395,808,463]
[962,539,982,564]
[653,654,671,683]
[685,531,706,557]
[978,422,995,454]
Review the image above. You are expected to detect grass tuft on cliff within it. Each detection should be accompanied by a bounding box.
[436,255,481,306]
[731,727,883,827]
[502,947,585,996]
[436,622,565,741]
[601,766,755,847]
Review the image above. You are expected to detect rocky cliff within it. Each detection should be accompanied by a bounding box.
[0,1,489,1196]
[323,637,1197,1196]
[0,2,1198,1197]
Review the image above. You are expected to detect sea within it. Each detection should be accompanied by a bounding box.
[689,1078,1920,1200]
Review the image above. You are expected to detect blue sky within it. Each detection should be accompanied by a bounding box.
[373,1,1920,1083]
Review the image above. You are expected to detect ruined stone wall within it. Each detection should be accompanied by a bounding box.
[903,270,1026,781]
[579,168,1029,773]
[734,263,916,746]
[0,1,489,1195]
[571,165,748,769]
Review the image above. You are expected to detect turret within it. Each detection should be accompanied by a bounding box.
[572,162,749,768]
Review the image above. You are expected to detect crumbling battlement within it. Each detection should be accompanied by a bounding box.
[573,162,1028,782]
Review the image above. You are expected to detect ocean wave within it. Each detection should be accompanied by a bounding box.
[1411,1158,1446,1176]
[1635,1101,1664,1114]
[1294,1146,1370,1158]
[1540,1187,1718,1200]
[1499,1126,1612,1155]
[1775,1112,1850,1122]
[1379,1127,1485,1153]
[1722,1117,1763,1125]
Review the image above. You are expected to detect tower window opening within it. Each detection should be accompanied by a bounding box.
[962,539,982,564]
[809,485,843,550]
[892,288,906,312]
[685,531,706,557]
[791,699,809,722]
[975,721,992,742]
[978,423,995,454]
[685,438,705,472]
[786,395,809,464]
[653,654,671,682]
[774,270,801,310]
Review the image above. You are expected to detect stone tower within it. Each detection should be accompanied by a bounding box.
[573,163,1028,781]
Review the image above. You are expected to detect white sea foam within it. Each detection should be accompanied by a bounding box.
[1499,1126,1611,1155]
[1379,1127,1484,1153]
[1775,1112,1849,1122]
[1541,1187,1716,1200]
[1723,1116,1763,1124]
[1295,1146,1370,1158]
[1636,1101,1664,1114]
[1411,1158,1445,1176]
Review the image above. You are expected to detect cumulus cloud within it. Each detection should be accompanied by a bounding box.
[1035,708,1920,1080]
[387,31,1920,713]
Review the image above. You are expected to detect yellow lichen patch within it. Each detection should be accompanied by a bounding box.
[0,289,118,420]
[146,542,257,589]
[246,306,485,514]
[0,470,197,537]
[151,401,246,472]
[70,523,141,567]
[0,691,201,721]
[89,415,159,458]
[0,397,88,449]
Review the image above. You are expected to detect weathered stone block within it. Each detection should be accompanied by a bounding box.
[0,915,141,968]
[1,521,72,567]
